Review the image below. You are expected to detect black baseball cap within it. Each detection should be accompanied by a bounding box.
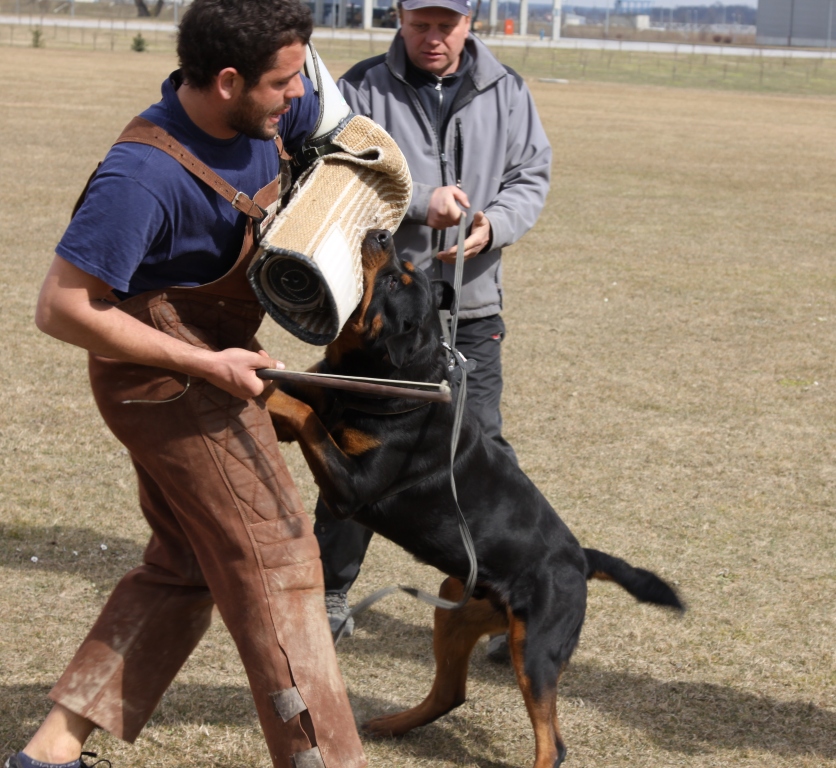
[400,0,472,14]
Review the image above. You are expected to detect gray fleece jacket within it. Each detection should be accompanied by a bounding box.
[338,33,552,320]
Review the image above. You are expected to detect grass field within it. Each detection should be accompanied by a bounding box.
[1,44,835,768]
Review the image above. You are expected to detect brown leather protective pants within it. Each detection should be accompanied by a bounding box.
[49,289,366,768]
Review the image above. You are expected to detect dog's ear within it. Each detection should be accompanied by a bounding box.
[431,280,455,312]
[385,325,420,369]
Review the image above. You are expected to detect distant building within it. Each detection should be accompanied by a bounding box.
[607,12,651,29]
[563,11,586,26]
[757,0,836,46]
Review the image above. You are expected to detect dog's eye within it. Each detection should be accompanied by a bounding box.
[387,275,398,291]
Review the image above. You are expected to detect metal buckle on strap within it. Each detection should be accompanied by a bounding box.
[231,190,267,221]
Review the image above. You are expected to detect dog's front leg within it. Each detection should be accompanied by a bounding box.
[265,387,366,519]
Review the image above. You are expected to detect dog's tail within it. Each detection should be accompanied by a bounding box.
[583,548,685,612]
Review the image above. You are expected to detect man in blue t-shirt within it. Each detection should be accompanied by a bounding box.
[59,67,317,300]
[11,2,368,768]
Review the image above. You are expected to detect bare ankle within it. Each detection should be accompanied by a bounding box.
[23,704,95,765]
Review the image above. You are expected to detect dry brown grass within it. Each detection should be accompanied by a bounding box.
[1,46,834,768]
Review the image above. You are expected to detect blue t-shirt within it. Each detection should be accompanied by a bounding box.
[57,71,318,298]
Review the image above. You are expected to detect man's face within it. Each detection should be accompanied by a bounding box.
[227,41,307,140]
[399,7,470,77]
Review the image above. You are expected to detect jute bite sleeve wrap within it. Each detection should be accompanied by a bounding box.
[248,114,412,345]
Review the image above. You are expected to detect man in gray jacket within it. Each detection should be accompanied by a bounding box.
[316,0,552,660]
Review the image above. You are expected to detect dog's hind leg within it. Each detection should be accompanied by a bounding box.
[508,613,569,768]
[363,576,507,737]
[507,565,586,768]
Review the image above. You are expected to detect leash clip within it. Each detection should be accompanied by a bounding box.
[442,340,476,373]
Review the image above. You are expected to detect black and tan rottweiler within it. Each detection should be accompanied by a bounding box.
[266,230,683,768]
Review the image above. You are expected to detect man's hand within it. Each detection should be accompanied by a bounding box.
[427,186,470,229]
[202,348,284,401]
[437,211,492,263]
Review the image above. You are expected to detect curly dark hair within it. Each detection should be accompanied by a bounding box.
[177,0,313,90]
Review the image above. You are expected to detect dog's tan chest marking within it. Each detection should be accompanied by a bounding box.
[337,427,382,456]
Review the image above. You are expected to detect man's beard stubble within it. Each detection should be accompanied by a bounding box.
[227,90,286,141]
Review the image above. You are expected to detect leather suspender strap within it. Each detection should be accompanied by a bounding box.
[113,116,275,221]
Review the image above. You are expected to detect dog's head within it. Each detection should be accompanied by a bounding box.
[326,229,454,379]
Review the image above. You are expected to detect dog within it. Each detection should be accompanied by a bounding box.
[265,229,684,768]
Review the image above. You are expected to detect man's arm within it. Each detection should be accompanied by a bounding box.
[36,255,280,400]
[477,77,552,253]
[438,74,551,261]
